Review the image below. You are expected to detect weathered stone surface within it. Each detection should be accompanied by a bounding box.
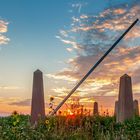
[93,102,99,115]
[114,101,118,117]
[133,100,139,116]
[31,69,45,124]
[117,74,134,123]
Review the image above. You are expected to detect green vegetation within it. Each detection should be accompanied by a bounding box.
[0,113,140,140]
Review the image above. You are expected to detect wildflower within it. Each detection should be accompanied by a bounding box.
[11,111,19,120]
[12,110,18,115]
[45,119,49,125]
[50,96,54,101]
[12,111,19,117]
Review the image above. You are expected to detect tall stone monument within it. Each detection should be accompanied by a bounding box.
[133,100,139,116]
[93,102,99,115]
[114,101,118,117]
[31,69,45,124]
[117,74,134,123]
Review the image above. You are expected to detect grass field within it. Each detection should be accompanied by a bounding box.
[0,113,140,140]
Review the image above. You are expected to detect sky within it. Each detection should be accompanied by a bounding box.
[0,0,140,116]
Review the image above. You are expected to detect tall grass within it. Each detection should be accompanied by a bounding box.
[0,114,140,140]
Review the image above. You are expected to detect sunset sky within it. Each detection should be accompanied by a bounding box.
[0,0,140,116]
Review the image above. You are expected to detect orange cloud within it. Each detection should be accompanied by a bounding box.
[0,20,9,45]
[47,1,140,115]
[0,20,8,33]
[113,9,126,15]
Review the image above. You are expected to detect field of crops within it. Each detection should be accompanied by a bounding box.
[0,113,140,140]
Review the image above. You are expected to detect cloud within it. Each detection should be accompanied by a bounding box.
[0,20,9,45]
[0,97,31,115]
[59,30,68,37]
[0,20,8,33]
[57,2,140,55]
[0,86,23,90]
[113,8,126,15]
[72,2,140,33]
[0,35,10,45]
[49,1,140,99]
[66,47,73,52]
[9,99,31,107]
[71,2,87,13]
[0,97,22,104]
[49,45,140,96]
[56,35,79,50]
[46,73,77,82]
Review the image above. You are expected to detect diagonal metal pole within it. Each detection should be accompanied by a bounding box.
[50,19,139,115]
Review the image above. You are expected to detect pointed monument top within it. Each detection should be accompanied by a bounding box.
[34,69,42,73]
[94,102,98,104]
[121,74,130,78]
[134,99,138,102]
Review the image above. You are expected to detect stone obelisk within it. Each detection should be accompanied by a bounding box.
[93,102,99,116]
[133,100,139,116]
[114,101,118,117]
[117,74,134,123]
[31,69,45,124]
